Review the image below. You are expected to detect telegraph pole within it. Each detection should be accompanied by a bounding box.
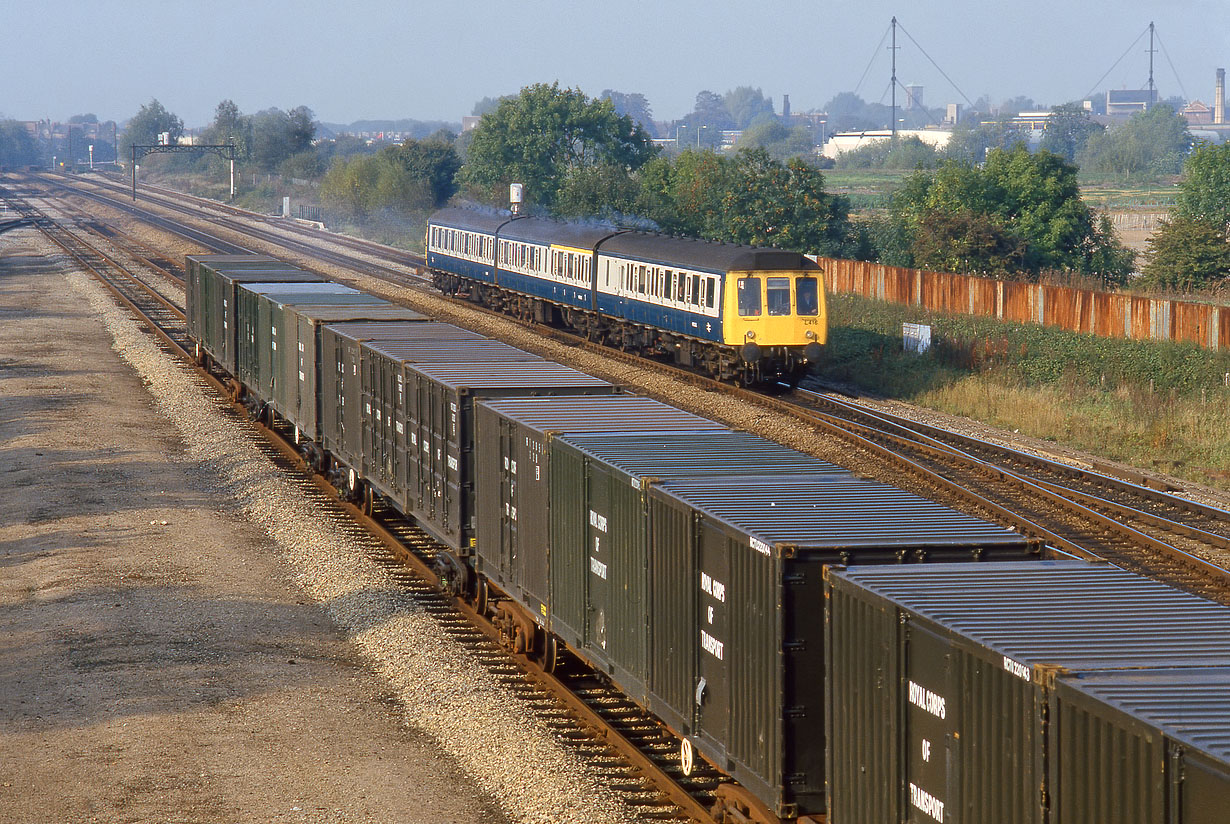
[1147,21,1156,106]
[890,16,899,138]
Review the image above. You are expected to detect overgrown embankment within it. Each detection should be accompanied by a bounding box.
[815,293,1230,488]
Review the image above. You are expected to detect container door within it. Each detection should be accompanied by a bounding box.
[585,468,612,657]
[499,420,516,577]
[696,520,731,751]
[515,430,550,616]
[1180,750,1230,824]
[903,624,957,824]
[393,370,407,496]
[296,317,312,433]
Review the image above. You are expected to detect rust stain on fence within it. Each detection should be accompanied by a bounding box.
[818,257,1228,352]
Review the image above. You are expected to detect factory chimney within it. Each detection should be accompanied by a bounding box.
[782,94,791,119]
[1217,68,1226,125]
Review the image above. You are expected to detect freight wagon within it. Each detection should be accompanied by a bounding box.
[824,562,1230,824]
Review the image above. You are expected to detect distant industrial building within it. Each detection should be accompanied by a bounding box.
[1105,88,1158,117]
[821,128,951,160]
[904,85,924,110]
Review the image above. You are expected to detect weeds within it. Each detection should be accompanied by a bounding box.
[815,294,1230,489]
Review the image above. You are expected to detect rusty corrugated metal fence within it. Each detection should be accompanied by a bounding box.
[819,258,1229,351]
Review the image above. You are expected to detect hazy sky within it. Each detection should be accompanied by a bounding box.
[4,0,1228,127]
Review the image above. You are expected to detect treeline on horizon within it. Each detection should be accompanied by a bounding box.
[4,83,1227,292]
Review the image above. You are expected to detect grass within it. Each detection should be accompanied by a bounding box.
[814,293,1230,489]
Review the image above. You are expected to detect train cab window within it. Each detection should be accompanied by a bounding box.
[766,277,791,315]
[737,277,762,316]
[796,277,819,315]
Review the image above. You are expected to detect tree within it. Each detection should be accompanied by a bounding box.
[1077,103,1191,178]
[722,86,774,129]
[68,113,98,124]
[1000,95,1039,114]
[1039,102,1104,162]
[386,137,460,206]
[203,99,252,159]
[0,120,39,167]
[601,90,655,136]
[458,83,657,210]
[249,106,316,172]
[119,99,183,161]
[1174,141,1230,228]
[821,92,890,132]
[1142,217,1230,291]
[911,208,1027,278]
[739,120,818,161]
[884,147,1135,281]
[716,147,855,256]
[321,155,382,219]
[554,162,645,220]
[944,119,1027,164]
[834,135,940,169]
[471,95,514,117]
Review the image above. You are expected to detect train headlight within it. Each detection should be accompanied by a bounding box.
[744,330,756,341]
[805,330,817,340]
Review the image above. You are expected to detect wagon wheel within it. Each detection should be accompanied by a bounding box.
[540,633,559,674]
[474,576,489,617]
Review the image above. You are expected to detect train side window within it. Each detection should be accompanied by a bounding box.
[767,277,791,315]
[740,277,766,315]
[796,277,819,315]
[689,275,700,305]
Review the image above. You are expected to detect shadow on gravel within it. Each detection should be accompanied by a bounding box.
[0,530,108,567]
[0,583,355,732]
[0,446,212,525]
[0,396,94,435]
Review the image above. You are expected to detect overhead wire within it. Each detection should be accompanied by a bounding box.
[1154,30,1189,101]
[895,20,975,108]
[1083,24,1149,101]
[853,23,892,98]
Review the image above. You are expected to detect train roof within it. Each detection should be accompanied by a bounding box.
[599,231,821,273]
[428,209,821,272]
[429,207,515,234]
[499,216,622,249]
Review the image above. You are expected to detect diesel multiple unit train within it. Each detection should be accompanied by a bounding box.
[186,251,1230,824]
[425,208,827,384]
